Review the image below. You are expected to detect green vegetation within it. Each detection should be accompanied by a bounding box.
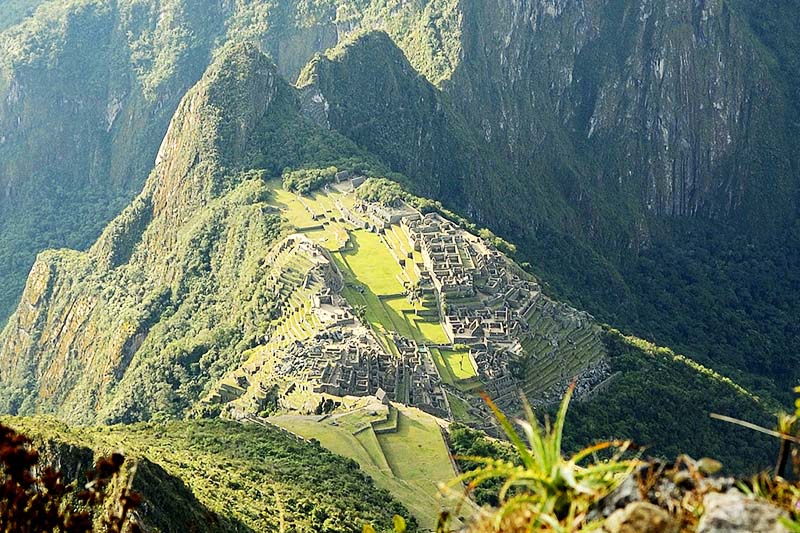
[447,386,800,532]
[271,405,453,530]
[1,0,799,506]
[448,424,516,506]
[0,0,48,31]
[356,178,405,207]
[415,319,450,344]
[341,230,406,295]
[0,42,399,425]
[443,387,636,532]
[441,349,477,380]
[0,0,459,329]
[0,421,138,532]
[563,330,778,474]
[6,417,411,532]
[282,166,338,195]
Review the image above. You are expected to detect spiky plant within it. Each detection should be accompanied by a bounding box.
[443,384,637,532]
[712,387,800,531]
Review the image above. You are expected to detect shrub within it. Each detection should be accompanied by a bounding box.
[0,423,140,532]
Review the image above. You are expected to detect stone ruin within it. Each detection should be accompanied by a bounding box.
[210,195,607,424]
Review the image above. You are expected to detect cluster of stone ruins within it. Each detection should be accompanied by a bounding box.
[213,188,606,424]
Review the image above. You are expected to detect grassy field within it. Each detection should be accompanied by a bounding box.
[430,347,454,385]
[430,347,477,384]
[271,405,456,530]
[442,349,477,380]
[376,409,453,488]
[413,317,451,344]
[271,184,453,353]
[342,230,406,295]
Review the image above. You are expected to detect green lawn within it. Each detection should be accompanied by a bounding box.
[342,230,405,295]
[6,417,408,532]
[413,318,451,345]
[442,349,477,380]
[270,186,320,229]
[271,406,456,530]
[376,409,456,505]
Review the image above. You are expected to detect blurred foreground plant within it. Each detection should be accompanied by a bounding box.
[712,386,800,530]
[0,423,140,532]
[440,384,638,532]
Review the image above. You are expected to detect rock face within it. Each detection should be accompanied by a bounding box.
[444,0,798,243]
[697,491,791,533]
[602,502,678,533]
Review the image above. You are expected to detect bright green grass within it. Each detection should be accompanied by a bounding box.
[340,282,400,356]
[430,347,454,385]
[372,405,399,433]
[269,186,320,229]
[342,230,405,295]
[413,318,451,345]
[304,223,349,251]
[355,428,393,472]
[383,297,450,345]
[376,409,455,505]
[271,406,455,530]
[442,349,477,380]
[382,297,418,339]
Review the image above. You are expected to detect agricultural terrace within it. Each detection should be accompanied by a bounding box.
[270,402,457,530]
[268,181,455,354]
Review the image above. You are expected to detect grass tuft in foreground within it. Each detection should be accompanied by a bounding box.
[441,384,637,532]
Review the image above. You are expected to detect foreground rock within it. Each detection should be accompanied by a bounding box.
[602,502,678,533]
[697,491,790,533]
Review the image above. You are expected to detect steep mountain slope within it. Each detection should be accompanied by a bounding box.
[1,0,797,406]
[0,38,777,478]
[0,0,462,325]
[5,416,413,532]
[297,31,479,203]
[0,41,385,423]
[0,0,226,322]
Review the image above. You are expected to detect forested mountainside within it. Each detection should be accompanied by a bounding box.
[0,0,797,411]
[3,416,413,532]
[0,0,460,323]
[0,39,776,477]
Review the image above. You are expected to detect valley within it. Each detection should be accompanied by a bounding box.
[205,176,606,428]
[0,6,795,528]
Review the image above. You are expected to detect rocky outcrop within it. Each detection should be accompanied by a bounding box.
[697,491,791,533]
[602,502,678,533]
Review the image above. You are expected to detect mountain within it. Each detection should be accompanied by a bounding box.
[0,0,461,324]
[4,416,413,532]
[0,40,382,423]
[4,0,795,405]
[0,38,776,474]
[0,1,797,525]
